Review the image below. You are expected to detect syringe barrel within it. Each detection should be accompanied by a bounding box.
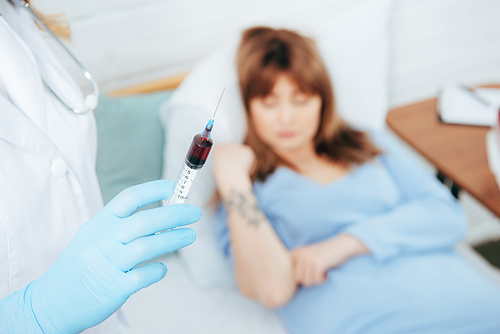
[167,134,213,205]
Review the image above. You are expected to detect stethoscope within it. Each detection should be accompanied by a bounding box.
[1,0,99,114]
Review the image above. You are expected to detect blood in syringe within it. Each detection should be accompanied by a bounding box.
[185,134,213,169]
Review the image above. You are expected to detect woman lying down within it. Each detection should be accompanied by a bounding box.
[212,27,500,334]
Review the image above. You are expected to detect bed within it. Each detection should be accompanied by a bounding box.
[100,72,500,334]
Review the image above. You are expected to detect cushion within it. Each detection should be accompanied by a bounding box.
[160,0,393,288]
[96,91,173,208]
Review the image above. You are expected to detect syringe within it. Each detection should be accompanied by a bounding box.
[167,88,225,205]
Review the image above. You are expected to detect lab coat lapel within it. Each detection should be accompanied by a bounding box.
[0,12,47,133]
[3,1,85,110]
[0,95,58,158]
[0,11,57,157]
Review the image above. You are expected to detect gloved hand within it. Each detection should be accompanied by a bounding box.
[0,180,200,333]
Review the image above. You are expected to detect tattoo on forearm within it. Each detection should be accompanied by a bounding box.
[224,189,265,229]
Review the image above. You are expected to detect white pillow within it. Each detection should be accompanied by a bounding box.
[160,0,392,289]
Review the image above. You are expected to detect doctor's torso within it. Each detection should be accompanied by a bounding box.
[0,1,103,299]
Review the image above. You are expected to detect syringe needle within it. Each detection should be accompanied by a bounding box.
[213,87,226,118]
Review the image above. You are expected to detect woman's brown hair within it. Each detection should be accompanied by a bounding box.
[237,27,381,182]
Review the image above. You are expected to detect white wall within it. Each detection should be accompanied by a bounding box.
[33,0,500,106]
[32,0,356,93]
[390,0,500,107]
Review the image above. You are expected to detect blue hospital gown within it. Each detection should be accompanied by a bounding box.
[214,130,500,334]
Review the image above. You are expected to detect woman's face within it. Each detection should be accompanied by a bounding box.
[249,75,322,155]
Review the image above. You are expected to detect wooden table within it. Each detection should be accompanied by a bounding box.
[386,86,500,218]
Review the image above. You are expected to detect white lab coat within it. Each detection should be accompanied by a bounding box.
[0,1,119,332]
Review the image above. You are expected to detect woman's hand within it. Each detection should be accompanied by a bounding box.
[291,234,370,286]
[212,144,255,196]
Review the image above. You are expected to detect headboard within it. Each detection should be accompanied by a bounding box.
[107,72,188,97]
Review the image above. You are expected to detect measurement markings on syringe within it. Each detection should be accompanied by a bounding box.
[173,165,199,200]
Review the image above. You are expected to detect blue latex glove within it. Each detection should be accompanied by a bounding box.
[0,180,199,333]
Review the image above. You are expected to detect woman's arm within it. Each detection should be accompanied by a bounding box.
[343,131,468,263]
[213,144,296,308]
[291,131,468,285]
